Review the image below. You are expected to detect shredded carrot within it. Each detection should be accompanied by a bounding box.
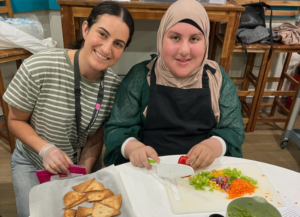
[278,202,282,205]
[265,193,270,194]
[295,202,298,204]
[265,196,268,198]
[262,174,266,177]
[227,179,256,199]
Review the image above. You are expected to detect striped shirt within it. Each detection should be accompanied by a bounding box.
[3,48,121,169]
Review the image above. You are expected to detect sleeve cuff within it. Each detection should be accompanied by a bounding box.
[211,136,227,156]
[121,137,137,159]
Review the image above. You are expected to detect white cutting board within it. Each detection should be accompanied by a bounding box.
[164,163,286,214]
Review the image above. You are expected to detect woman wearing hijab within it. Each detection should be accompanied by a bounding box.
[104,0,244,169]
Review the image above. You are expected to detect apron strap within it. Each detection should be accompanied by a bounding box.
[202,70,209,89]
[150,58,158,85]
[204,64,216,75]
[74,50,81,137]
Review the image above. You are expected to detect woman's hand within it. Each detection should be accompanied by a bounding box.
[39,143,73,174]
[186,138,222,170]
[125,140,160,169]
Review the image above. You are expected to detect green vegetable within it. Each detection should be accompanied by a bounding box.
[228,205,256,217]
[189,172,210,190]
[189,167,258,192]
[240,175,258,186]
[223,168,241,180]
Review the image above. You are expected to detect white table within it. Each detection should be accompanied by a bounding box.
[116,155,300,217]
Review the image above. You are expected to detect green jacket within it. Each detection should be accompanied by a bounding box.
[104,56,245,166]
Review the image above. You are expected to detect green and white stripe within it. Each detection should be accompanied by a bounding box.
[3,48,121,169]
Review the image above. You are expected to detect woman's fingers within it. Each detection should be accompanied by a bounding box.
[186,146,201,167]
[186,146,196,165]
[55,152,71,173]
[199,154,214,168]
[147,148,160,163]
[129,146,159,169]
[44,164,57,174]
[140,151,151,169]
[191,152,206,169]
[187,143,216,169]
[48,160,64,174]
[135,155,144,168]
[63,153,73,165]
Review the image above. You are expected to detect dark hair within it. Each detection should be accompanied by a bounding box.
[69,1,134,49]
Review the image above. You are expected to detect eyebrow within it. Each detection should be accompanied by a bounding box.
[98,27,126,46]
[168,31,203,37]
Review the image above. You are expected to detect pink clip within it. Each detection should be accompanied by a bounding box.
[95,103,101,110]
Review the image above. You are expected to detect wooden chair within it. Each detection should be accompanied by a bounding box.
[211,0,300,132]
[0,0,32,153]
[250,44,300,132]
[213,33,271,132]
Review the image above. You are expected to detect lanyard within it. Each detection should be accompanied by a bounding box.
[73,49,104,163]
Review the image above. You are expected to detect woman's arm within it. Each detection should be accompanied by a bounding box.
[8,106,47,152]
[8,106,72,174]
[78,125,104,173]
[104,60,151,166]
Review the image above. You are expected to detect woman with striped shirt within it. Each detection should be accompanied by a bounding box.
[3,2,134,217]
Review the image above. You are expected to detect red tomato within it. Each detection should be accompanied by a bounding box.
[178,156,191,177]
[178,156,190,166]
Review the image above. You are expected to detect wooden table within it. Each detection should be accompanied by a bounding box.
[57,0,244,72]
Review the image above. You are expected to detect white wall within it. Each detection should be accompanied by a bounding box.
[110,19,160,74]
[48,10,64,48]
[1,10,299,92]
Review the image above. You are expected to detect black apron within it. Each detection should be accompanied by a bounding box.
[141,60,217,156]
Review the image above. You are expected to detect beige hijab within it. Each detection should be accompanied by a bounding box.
[146,0,222,122]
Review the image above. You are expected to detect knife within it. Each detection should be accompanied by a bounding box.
[148,158,194,178]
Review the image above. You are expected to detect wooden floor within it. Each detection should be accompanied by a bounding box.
[1,117,300,216]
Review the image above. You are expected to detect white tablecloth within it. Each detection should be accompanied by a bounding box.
[117,156,300,217]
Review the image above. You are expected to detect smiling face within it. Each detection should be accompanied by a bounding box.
[162,22,206,78]
[81,14,130,73]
